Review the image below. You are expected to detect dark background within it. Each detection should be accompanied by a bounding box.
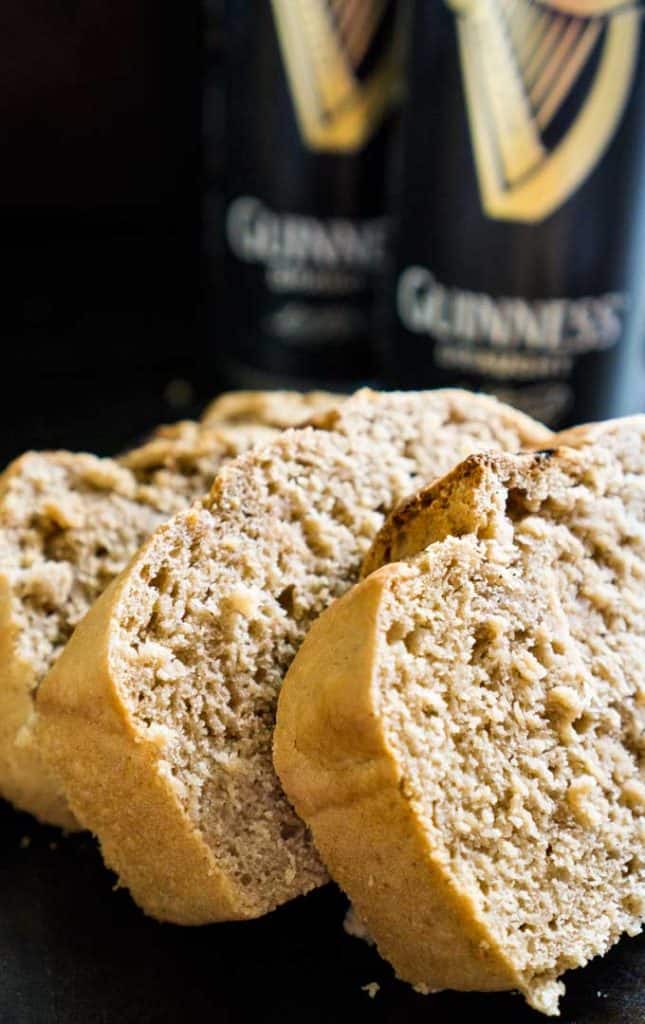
[2,801,643,1024]
[0,1,211,467]
[0,6,642,1022]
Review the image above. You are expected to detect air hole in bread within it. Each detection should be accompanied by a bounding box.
[277,585,296,618]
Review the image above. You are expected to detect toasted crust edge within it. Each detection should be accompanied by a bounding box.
[36,522,249,923]
[201,389,341,429]
[362,415,645,578]
[361,448,567,576]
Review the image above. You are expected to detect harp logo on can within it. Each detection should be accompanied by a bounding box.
[448,0,642,222]
[271,0,404,152]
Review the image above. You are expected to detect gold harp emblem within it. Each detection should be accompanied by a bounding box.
[448,0,642,222]
[271,0,402,152]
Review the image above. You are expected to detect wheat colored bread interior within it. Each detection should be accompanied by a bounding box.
[119,420,278,508]
[0,422,274,827]
[35,389,550,921]
[0,453,166,828]
[201,389,342,428]
[273,417,645,1016]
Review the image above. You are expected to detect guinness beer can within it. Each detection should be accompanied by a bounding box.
[385,0,645,426]
[208,1,406,390]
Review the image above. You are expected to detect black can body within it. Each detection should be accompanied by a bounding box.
[208,1,404,390]
[385,0,645,426]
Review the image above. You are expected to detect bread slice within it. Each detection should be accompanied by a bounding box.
[201,388,341,428]
[0,422,275,828]
[36,389,550,921]
[273,417,645,1015]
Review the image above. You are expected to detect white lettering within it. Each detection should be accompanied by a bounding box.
[396,265,627,355]
[226,196,386,272]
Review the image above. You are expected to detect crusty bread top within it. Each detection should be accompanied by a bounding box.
[201,389,343,429]
[37,388,550,918]
[275,415,645,1015]
[362,446,559,575]
[363,414,645,576]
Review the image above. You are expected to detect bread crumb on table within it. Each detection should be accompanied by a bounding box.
[343,904,374,945]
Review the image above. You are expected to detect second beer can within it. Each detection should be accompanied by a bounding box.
[384,0,645,426]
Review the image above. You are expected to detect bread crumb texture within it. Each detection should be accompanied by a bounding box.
[0,421,273,826]
[275,416,644,1016]
[37,388,550,919]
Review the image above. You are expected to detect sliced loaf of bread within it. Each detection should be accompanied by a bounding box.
[0,422,275,827]
[36,390,550,920]
[273,417,645,1015]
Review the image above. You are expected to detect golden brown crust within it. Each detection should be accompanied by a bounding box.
[37,557,246,923]
[273,567,523,994]
[201,389,342,429]
[362,415,645,579]
[361,448,566,577]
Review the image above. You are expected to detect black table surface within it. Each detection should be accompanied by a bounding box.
[0,345,643,1024]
